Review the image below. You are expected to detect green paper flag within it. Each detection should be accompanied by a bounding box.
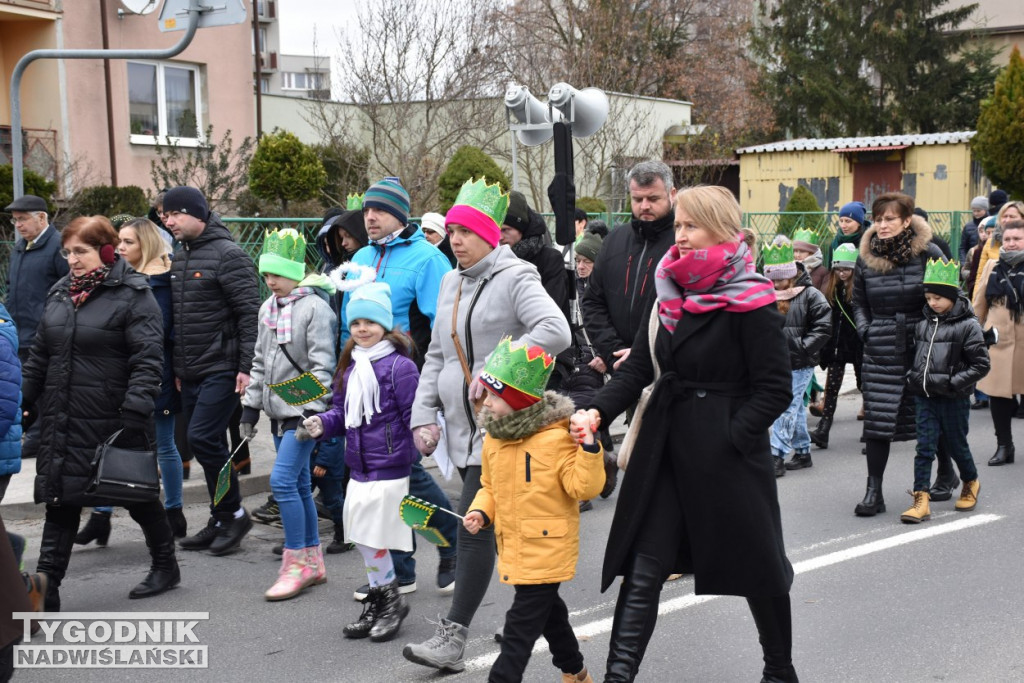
[214,458,233,506]
[399,495,455,547]
[268,372,329,406]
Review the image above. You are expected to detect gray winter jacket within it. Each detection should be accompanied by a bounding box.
[241,290,337,421]
[411,245,571,468]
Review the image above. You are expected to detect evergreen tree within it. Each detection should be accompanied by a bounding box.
[753,0,997,136]
[778,185,822,237]
[248,129,327,214]
[973,46,1024,200]
[437,146,510,212]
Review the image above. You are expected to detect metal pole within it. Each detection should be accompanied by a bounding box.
[99,0,119,186]
[10,0,203,198]
[251,0,262,139]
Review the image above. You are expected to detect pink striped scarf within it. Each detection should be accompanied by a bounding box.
[264,287,315,344]
[654,240,776,332]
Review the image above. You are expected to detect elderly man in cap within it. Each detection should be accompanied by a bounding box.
[340,178,459,600]
[4,195,67,363]
[162,186,261,556]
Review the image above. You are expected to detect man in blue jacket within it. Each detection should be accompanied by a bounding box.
[340,178,458,599]
[4,195,67,363]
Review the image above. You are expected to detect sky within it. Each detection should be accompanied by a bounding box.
[276,0,359,56]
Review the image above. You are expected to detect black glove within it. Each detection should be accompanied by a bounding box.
[22,403,37,431]
[120,410,151,447]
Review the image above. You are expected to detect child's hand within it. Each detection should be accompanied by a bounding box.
[570,410,596,445]
[312,465,327,478]
[303,416,324,438]
[463,511,485,534]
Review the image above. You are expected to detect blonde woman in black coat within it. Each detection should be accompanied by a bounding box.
[586,186,796,682]
[23,216,176,611]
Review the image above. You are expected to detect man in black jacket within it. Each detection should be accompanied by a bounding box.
[164,186,261,556]
[581,160,677,372]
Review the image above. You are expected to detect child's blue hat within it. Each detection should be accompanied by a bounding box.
[347,282,393,331]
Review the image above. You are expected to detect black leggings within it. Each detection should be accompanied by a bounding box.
[990,396,1018,446]
[447,465,496,628]
[821,359,862,420]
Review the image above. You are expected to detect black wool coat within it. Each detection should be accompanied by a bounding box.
[853,217,944,441]
[22,258,163,506]
[590,304,794,597]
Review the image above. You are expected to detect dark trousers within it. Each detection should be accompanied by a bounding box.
[181,372,241,519]
[489,583,584,683]
[914,396,977,491]
[821,358,862,420]
[311,438,345,524]
[448,465,495,627]
[393,458,458,583]
[990,396,1018,446]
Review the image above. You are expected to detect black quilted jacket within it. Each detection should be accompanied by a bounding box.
[170,215,260,382]
[781,285,833,370]
[906,295,990,399]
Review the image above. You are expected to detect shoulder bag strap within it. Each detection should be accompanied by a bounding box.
[450,283,475,387]
[648,304,661,381]
[278,343,305,375]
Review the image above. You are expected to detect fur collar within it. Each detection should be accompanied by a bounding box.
[859,215,933,273]
[478,391,575,441]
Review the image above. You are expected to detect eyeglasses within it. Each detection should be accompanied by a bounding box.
[875,215,905,224]
[60,247,97,259]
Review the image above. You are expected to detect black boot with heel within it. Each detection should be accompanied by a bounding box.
[854,476,886,516]
[747,595,799,683]
[605,553,665,682]
[74,510,111,547]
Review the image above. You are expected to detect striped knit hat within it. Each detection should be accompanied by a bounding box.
[363,179,410,226]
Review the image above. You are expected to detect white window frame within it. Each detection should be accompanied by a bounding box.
[128,60,205,147]
[281,71,325,91]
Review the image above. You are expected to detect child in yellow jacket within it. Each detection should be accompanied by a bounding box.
[463,339,605,683]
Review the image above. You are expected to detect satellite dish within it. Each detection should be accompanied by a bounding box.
[120,0,160,15]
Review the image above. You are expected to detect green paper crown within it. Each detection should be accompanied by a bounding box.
[453,177,510,228]
[924,258,960,289]
[831,242,858,266]
[482,338,554,400]
[792,228,820,246]
[763,237,794,267]
[347,193,364,211]
[259,228,307,281]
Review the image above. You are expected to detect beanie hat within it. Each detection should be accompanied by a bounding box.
[480,338,555,411]
[791,228,820,254]
[923,258,960,302]
[445,178,509,248]
[363,179,410,225]
[259,228,307,282]
[838,201,866,226]
[971,196,989,212]
[914,207,929,222]
[420,212,447,238]
[503,191,531,233]
[163,186,209,222]
[831,242,858,269]
[575,231,603,262]
[989,189,1009,216]
[762,235,798,281]
[347,281,394,331]
[586,219,609,239]
[109,213,136,229]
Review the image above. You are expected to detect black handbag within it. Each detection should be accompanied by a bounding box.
[85,429,160,503]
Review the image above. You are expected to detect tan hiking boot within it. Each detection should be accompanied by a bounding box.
[562,667,594,683]
[900,490,931,524]
[955,479,980,511]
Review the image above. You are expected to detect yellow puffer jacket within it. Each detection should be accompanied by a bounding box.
[469,393,605,585]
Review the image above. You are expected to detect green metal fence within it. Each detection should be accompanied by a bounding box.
[0,211,978,301]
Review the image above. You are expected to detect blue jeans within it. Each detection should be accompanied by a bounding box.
[392,458,458,584]
[770,366,815,457]
[271,430,319,550]
[156,413,183,509]
[181,372,242,520]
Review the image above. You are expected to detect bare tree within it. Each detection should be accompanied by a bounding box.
[336,0,507,212]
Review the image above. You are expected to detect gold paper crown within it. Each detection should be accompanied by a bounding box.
[453,177,510,228]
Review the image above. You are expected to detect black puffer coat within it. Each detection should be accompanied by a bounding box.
[853,217,944,441]
[819,283,863,367]
[22,258,163,506]
[906,295,990,398]
[170,214,260,382]
[780,286,832,369]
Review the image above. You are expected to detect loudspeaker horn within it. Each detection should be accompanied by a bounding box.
[547,83,609,138]
[505,84,561,146]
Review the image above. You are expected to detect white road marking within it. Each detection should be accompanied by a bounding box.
[461,513,1003,673]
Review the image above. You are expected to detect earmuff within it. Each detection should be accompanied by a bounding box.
[99,244,116,265]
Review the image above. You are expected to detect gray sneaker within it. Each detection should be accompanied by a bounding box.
[402,616,468,673]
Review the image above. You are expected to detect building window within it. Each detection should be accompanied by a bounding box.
[260,77,270,94]
[281,71,325,91]
[128,61,202,145]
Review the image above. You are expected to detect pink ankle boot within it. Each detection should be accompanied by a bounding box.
[305,545,327,585]
[264,548,310,601]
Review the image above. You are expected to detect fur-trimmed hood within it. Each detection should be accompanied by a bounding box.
[859,215,934,273]
[478,391,575,441]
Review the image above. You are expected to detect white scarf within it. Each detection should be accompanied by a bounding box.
[344,340,396,428]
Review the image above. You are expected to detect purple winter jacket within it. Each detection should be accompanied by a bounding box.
[317,350,419,482]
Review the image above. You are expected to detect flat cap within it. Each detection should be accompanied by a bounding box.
[4,195,47,213]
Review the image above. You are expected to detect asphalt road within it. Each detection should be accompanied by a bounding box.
[6,390,1024,682]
